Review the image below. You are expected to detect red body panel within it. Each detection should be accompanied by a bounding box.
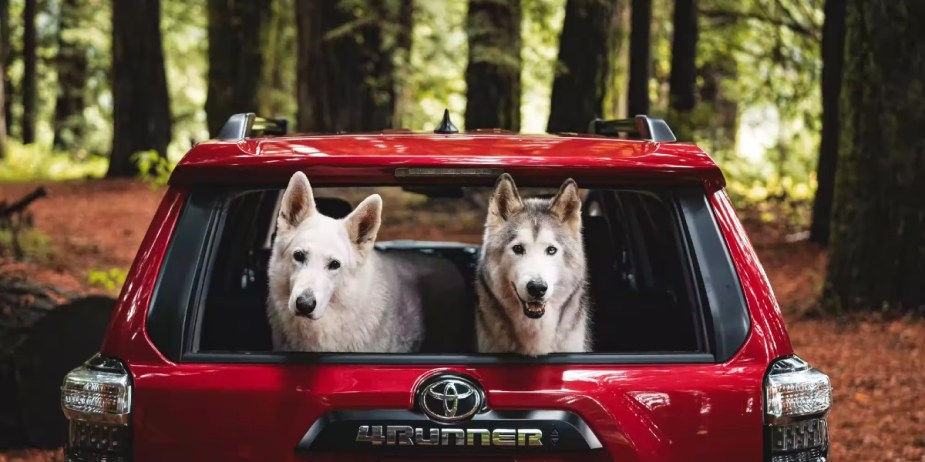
[170,134,725,186]
[99,133,792,461]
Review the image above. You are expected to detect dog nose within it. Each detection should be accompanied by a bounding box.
[295,293,317,316]
[526,279,548,298]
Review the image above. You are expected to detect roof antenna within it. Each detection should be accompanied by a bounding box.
[433,109,459,134]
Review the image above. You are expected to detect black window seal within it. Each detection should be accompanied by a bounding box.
[667,191,713,355]
[146,190,224,362]
[676,188,750,361]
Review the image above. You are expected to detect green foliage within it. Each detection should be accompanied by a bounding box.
[726,174,815,229]
[401,0,468,130]
[258,0,298,123]
[0,226,53,262]
[87,267,128,293]
[644,0,824,188]
[0,140,106,181]
[521,0,565,133]
[162,0,209,161]
[2,0,208,161]
[0,0,826,218]
[2,0,111,153]
[132,150,175,187]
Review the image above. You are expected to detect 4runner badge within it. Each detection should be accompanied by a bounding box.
[347,376,556,448]
[419,375,483,423]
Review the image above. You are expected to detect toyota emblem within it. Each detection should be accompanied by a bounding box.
[418,374,484,423]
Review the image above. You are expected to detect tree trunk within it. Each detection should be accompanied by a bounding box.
[809,0,846,246]
[53,0,89,151]
[258,0,297,121]
[295,0,397,132]
[21,0,36,144]
[206,0,269,137]
[107,0,172,177]
[0,0,11,137]
[392,0,414,128]
[823,0,925,313]
[627,0,650,116]
[547,0,620,133]
[668,0,697,139]
[464,0,521,131]
[0,39,5,158]
[698,56,737,154]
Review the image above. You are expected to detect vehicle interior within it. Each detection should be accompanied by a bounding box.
[195,186,706,355]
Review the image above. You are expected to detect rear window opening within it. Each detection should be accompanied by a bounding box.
[147,180,750,364]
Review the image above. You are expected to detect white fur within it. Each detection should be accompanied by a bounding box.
[476,175,590,356]
[505,226,565,303]
[267,172,426,352]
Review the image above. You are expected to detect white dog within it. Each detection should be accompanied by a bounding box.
[267,172,465,352]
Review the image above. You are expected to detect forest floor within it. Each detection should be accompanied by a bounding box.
[1,179,924,461]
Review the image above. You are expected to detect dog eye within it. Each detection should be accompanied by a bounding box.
[512,244,525,255]
[546,246,558,256]
[292,250,306,263]
[327,259,341,270]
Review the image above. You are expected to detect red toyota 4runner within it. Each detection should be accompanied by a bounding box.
[60,113,831,462]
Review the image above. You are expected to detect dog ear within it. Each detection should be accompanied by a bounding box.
[277,172,317,232]
[487,173,524,228]
[548,178,582,234]
[344,194,382,250]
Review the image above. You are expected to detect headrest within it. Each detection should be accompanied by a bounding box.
[315,197,353,219]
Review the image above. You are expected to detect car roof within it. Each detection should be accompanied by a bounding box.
[170,132,724,187]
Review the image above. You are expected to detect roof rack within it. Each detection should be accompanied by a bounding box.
[587,115,676,142]
[216,113,288,141]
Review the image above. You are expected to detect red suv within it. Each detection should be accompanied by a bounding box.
[60,113,831,462]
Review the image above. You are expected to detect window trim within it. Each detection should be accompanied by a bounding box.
[145,184,749,365]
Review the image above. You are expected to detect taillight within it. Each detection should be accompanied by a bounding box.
[764,355,832,462]
[61,354,132,461]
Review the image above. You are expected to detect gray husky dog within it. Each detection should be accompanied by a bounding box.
[267,172,467,352]
[476,174,590,356]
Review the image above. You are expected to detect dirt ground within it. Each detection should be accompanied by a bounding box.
[1,179,923,461]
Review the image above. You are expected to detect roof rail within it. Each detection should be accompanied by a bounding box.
[587,115,676,142]
[216,113,288,141]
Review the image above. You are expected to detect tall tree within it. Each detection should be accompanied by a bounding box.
[53,0,89,151]
[823,0,925,313]
[258,0,297,121]
[809,0,846,245]
[627,0,650,116]
[667,0,697,139]
[295,0,398,132]
[0,34,5,158]
[547,0,620,133]
[0,0,11,135]
[464,0,521,131]
[206,0,269,137]
[392,0,414,128]
[21,0,36,144]
[108,0,172,177]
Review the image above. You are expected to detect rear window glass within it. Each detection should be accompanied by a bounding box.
[188,185,708,355]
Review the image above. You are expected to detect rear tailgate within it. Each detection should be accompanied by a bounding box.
[129,360,765,461]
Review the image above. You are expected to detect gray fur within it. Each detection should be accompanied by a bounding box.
[476,174,591,356]
[267,172,456,352]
